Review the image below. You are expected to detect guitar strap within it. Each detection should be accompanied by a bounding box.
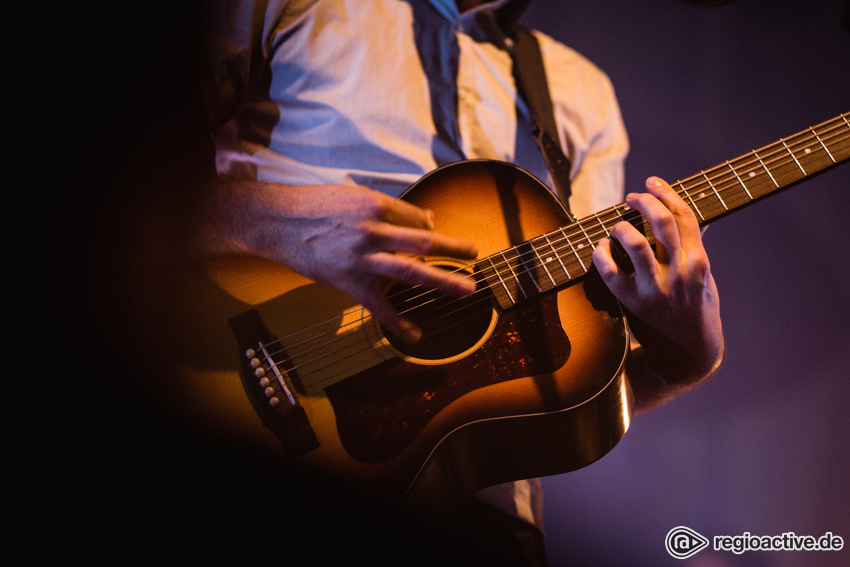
[511,27,576,222]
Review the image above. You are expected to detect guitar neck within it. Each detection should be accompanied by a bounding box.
[477,113,850,310]
[674,112,850,226]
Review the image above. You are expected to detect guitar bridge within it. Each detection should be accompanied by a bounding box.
[249,339,296,408]
[228,309,319,457]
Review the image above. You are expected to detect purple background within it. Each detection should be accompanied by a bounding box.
[519,1,850,565]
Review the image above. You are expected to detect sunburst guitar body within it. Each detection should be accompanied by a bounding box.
[173,160,633,514]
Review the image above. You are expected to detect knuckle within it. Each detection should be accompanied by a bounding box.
[357,219,383,248]
[675,199,695,217]
[359,190,390,219]
[689,252,711,279]
[654,209,677,233]
[610,222,633,242]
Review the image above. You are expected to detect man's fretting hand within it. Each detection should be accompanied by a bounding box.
[592,176,724,409]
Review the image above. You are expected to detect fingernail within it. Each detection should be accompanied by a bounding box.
[424,210,435,230]
[647,177,664,187]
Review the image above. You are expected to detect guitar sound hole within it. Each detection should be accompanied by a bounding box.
[381,266,493,362]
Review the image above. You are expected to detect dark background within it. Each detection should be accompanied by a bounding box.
[39,0,848,565]
[519,1,850,566]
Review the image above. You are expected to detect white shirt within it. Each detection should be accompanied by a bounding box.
[205,0,629,530]
[206,0,627,218]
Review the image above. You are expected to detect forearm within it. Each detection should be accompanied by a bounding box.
[627,321,725,414]
[192,178,318,265]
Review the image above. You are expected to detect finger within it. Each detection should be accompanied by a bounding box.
[592,238,636,299]
[380,196,436,230]
[644,176,702,249]
[367,222,478,260]
[358,285,422,344]
[365,252,477,296]
[608,220,658,277]
[625,191,677,263]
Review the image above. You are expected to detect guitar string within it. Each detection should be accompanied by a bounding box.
[305,112,850,348]
[255,114,850,380]
[252,114,849,382]
[256,114,849,377]
[451,112,850,298]
[255,285,506,380]
[262,128,850,386]
[293,113,850,337]
[282,111,850,341]
[379,112,850,313]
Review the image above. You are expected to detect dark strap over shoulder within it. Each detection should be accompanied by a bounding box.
[511,27,575,220]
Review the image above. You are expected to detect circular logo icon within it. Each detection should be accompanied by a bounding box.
[666,526,709,559]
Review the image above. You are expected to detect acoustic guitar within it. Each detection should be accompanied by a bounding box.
[172,113,848,512]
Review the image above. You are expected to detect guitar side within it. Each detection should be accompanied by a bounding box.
[169,161,634,504]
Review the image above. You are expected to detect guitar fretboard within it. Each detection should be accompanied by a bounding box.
[478,113,850,310]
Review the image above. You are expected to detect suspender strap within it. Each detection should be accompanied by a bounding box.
[511,27,575,221]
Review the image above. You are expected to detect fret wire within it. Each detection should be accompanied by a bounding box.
[544,233,571,280]
[520,240,552,293]
[618,206,641,234]
[677,180,705,221]
[789,130,826,165]
[713,158,766,211]
[593,212,611,238]
[810,125,836,163]
[576,220,596,252]
[521,243,544,293]
[593,211,611,242]
[688,170,738,212]
[701,170,728,211]
[559,226,587,272]
[499,250,528,299]
[781,138,807,175]
[606,206,630,232]
[752,149,779,188]
[486,255,514,304]
[758,115,844,169]
[532,237,557,287]
[566,256,584,278]
[724,160,754,201]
